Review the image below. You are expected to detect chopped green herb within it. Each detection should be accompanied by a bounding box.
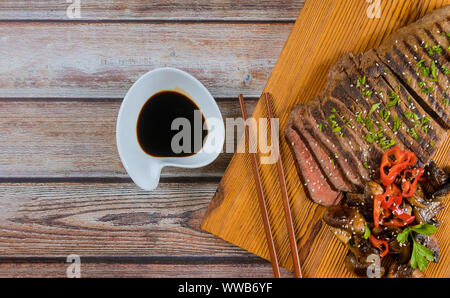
[431,61,437,81]
[408,127,419,140]
[444,98,449,107]
[362,223,371,239]
[356,76,366,88]
[387,91,400,107]
[404,111,413,119]
[379,109,390,122]
[368,103,381,117]
[363,162,370,169]
[332,126,342,133]
[421,116,431,125]
[429,141,435,147]
[416,59,425,67]
[356,112,365,125]
[393,116,401,131]
[442,65,450,75]
[432,45,443,55]
[318,123,323,131]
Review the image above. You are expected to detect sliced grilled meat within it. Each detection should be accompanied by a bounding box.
[289,105,355,192]
[285,119,342,206]
[376,6,450,128]
[303,100,365,188]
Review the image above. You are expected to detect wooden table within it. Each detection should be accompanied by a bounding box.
[0,1,306,277]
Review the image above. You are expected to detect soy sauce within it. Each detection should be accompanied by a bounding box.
[136,90,208,157]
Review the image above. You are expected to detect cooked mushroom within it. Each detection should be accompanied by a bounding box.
[345,182,384,220]
[432,182,450,200]
[323,205,366,236]
[406,184,428,208]
[387,262,424,278]
[425,160,448,190]
[388,238,411,264]
[413,200,444,226]
[344,251,385,277]
[329,227,352,245]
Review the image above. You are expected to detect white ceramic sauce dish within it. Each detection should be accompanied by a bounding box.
[116,68,225,191]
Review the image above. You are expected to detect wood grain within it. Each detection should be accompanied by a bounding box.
[0,1,304,21]
[0,99,255,178]
[0,182,258,257]
[0,261,293,278]
[202,0,450,278]
[0,22,291,99]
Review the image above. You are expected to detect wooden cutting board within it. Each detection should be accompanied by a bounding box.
[201,0,450,277]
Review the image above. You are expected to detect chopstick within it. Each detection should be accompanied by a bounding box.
[264,93,303,278]
[238,94,281,278]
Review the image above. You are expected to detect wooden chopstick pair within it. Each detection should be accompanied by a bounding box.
[238,93,302,278]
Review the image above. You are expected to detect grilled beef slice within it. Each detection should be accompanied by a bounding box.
[285,117,342,206]
[376,6,450,128]
[329,55,414,163]
[303,99,366,189]
[289,105,356,192]
[362,50,448,155]
[350,50,442,165]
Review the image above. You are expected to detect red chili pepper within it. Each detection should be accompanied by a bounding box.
[391,205,415,224]
[380,147,416,186]
[379,184,402,209]
[373,195,383,228]
[374,147,420,230]
[401,168,424,198]
[369,235,389,259]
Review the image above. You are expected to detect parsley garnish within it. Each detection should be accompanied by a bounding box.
[397,224,437,271]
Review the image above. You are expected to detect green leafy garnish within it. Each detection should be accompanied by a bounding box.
[408,127,419,140]
[356,76,366,87]
[363,223,371,239]
[429,141,435,147]
[368,103,381,117]
[387,91,400,108]
[442,65,450,75]
[397,224,438,271]
[431,61,437,81]
[444,98,449,107]
[363,161,370,169]
[411,242,435,271]
[393,116,401,131]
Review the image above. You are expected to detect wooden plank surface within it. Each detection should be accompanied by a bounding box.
[0,261,293,278]
[0,182,253,257]
[0,22,290,99]
[202,0,450,278]
[0,1,304,21]
[0,99,255,178]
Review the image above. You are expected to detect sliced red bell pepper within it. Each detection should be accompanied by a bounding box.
[369,235,389,259]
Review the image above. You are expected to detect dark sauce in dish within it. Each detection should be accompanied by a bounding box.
[136,90,208,157]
